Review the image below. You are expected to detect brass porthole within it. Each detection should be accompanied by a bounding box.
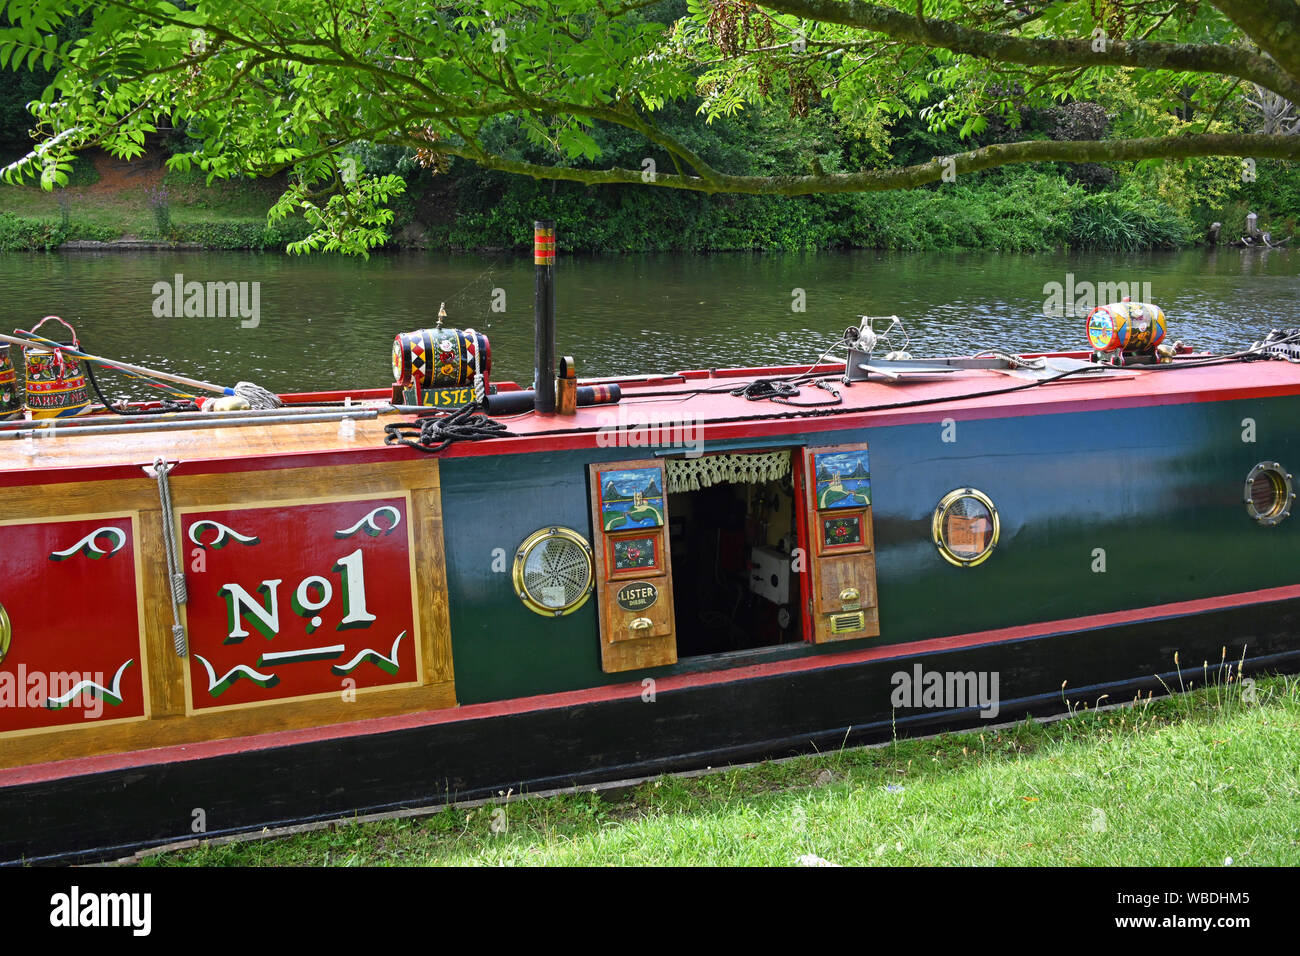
[513,527,595,617]
[933,488,1001,567]
[1244,462,1294,527]
[0,601,9,665]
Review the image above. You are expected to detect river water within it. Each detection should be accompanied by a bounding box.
[0,247,1296,395]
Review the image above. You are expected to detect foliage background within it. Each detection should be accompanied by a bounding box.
[0,2,1296,253]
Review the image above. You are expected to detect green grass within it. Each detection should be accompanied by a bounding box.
[137,672,1300,867]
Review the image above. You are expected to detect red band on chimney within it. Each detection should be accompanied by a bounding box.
[534,228,555,265]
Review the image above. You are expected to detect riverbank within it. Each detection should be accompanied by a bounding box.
[0,150,314,251]
[1,149,1295,255]
[136,674,1300,866]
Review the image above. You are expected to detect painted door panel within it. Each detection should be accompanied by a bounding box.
[804,444,882,643]
[589,459,677,672]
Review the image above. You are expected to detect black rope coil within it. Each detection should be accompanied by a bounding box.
[383,403,515,453]
[730,377,842,407]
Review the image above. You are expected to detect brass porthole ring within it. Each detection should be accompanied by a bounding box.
[0,601,10,666]
[933,488,1001,568]
[513,527,595,617]
[1244,462,1294,527]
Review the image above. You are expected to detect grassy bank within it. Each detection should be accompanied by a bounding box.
[138,672,1300,867]
[0,152,312,251]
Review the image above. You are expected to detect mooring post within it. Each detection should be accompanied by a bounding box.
[533,220,557,414]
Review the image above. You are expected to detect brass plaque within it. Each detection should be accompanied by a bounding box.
[0,601,9,665]
[616,581,659,612]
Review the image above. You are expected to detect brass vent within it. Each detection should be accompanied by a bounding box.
[830,612,865,634]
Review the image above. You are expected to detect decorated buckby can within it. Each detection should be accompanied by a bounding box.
[392,312,490,406]
[21,316,91,418]
[24,347,91,418]
[0,344,19,419]
[1086,300,1166,354]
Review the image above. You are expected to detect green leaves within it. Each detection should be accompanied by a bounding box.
[0,0,1293,251]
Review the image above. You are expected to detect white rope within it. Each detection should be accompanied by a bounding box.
[463,327,485,406]
[665,451,791,493]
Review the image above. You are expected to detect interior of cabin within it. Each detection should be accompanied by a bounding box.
[592,444,877,673]
[667,466,805,657]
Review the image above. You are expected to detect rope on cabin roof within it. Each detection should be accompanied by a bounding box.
[383,403,515,453]
[729,377,843,407]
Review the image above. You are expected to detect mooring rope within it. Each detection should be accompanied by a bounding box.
[150,457,188,657]
[383,403,515,453]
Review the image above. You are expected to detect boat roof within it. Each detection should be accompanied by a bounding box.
[5,350,1300,485]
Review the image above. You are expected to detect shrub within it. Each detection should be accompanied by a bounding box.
[1067,188,1193,250]
[0,213,66,250]
[170,219,313,249]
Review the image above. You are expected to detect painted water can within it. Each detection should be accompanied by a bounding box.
[0,345,20,420]
[392,327,491,407]
[1086,301,1167,354]
[21,316,91,419]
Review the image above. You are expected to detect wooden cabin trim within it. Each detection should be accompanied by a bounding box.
[0,458,459,768]
[412,487,455,684]
[138,507,187,718]
[0,681,457,770]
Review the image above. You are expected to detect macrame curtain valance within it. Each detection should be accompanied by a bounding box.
[665,451,791,493]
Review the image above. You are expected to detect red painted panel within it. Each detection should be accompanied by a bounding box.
[0,517,145,732]
[180,497,417,710]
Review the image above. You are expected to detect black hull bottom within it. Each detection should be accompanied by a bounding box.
[4,596,1299,865]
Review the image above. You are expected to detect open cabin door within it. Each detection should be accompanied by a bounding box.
[803,443,881,643]
[589,459,677,672]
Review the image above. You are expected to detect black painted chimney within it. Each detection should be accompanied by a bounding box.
[533,220,556,414]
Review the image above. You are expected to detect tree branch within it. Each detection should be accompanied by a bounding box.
[754,0,1300,104]
[412,133,1300,195]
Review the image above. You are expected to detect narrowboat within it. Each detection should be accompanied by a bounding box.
[2,223,1299,864]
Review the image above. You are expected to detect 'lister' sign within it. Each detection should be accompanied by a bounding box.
[181,497,419,710]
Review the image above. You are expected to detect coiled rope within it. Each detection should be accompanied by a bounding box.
[383,403,514,453]
[730,377,842,407]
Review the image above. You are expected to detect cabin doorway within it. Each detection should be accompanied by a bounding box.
[665,453,806,658]
[588,445,879,674]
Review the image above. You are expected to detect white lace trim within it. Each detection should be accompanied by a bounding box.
[665,451,791,493]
